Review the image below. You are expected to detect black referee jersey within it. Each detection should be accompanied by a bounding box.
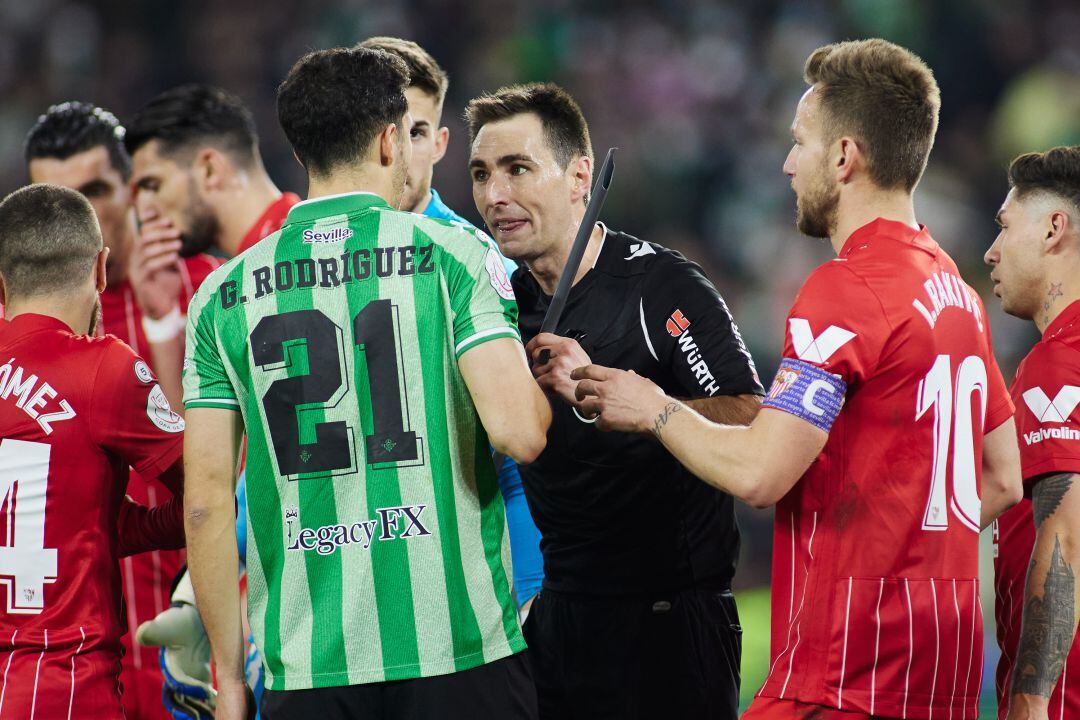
[514,225,763,596]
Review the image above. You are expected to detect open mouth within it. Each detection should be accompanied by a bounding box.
[493,219,528,236]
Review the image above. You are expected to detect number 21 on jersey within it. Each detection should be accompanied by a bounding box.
[916,354,987,533]
[0,439,57,614]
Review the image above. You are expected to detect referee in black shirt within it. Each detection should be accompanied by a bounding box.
[466,83,762,720]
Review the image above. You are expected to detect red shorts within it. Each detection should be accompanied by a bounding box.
[0,627,125,720]
[742,696,879,719]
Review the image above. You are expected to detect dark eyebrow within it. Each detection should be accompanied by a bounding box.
[994,209,1004,224]
[468,153,535,170]
[412,120,431,128]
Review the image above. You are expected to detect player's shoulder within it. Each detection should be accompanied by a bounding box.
[181,252,225,277]
[1018,332,1080,385]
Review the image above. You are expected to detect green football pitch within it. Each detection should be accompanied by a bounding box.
[735,587,998,718]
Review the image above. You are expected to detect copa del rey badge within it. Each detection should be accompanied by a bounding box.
[146,384,185,433]
[485,248,515,301]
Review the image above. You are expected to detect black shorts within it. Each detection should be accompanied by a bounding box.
[523,586,742,720]
[260,651,537,720]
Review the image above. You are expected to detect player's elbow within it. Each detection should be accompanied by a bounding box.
[493,420,549,465]
[736,467,783,509]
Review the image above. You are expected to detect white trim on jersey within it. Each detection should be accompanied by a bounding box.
[871,577,885,715]
[66,626,86,720]
[454,326,520,355]
[0,629,16,714]
[930,578,940,720]
[29,628,46,720]
[789,513,795,623]
[904,578,914,719]
[838,576,854,708]
[1059,657,1068,720]
[638,300,658,362]
[951,579,961,720]
[123,555,141,670]
[780,511,818,698]
[963,580,977,719]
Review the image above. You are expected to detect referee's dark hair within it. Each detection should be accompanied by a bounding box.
[277,47,410,178]
[124,84,260,168]
[0,184,101,299]
[24,102,131,180]
[465,82,594,171]
[1008,146,1080,212]
[356,37,449,110]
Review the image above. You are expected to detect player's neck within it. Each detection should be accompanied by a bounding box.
[6,294,92,335]
[831,187,918,255]
[1034,271,1080,334]
[530,222,605,296]
[218,174,284,258]
[410,188,434,215]
[306,168,396,214]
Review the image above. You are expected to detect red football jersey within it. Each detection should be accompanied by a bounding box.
[994,299,1080,720]
[0,313,184,719]
[98,252,219,718]
[751,219,1013,720]
[236,192,300,255]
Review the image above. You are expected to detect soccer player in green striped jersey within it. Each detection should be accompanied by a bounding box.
[182,47,550,720]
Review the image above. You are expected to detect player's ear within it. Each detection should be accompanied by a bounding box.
[432,126,450,165]
[569,155,592,205]
[1044,209,1071,254]
[379,123,397,167]
[197,148,230,192]
[94,247,109,293]
[836,137,859,184]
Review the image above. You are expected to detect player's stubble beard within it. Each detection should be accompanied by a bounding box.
[795,160,839,240]
[178,177,221,258]
[87,296,102,336]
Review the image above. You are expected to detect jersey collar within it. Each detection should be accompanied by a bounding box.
[3,313,75,335]
[239,192,301,254]
[1044,298,1080,341]
[286,191,391,225]
[839,217,933,258]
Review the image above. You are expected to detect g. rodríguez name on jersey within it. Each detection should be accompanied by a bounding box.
[285,504,432,556]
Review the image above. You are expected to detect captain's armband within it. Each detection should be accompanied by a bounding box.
[762,358,846,433]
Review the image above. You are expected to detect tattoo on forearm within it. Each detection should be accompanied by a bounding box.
[1033,473,1075,526]
[651,402,683,440]
[1012,535,1076,698]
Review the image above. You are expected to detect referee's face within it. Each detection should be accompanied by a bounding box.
[470,113,579,264]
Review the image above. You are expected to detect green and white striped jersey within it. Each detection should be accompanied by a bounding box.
[182,192,524,690]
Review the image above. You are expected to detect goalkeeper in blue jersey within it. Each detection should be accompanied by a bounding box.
[358,36,544,614]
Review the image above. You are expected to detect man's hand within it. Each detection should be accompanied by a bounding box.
[571,364,671,434]
[129,216,183,321]
[526,333,592,407]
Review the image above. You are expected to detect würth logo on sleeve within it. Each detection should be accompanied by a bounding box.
[788,318,856,364]
[666,309,690,337]
[1023,385,1080,423]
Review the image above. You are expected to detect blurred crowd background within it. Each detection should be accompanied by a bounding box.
[3,0,1079,714]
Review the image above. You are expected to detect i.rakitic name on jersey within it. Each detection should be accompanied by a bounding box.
[285,504,432,556]
[0,357,76,434]
[911,270,984,331]
[219,244,437,309]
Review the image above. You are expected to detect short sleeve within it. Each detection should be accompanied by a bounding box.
[90,343,184,478]
[640,253,763,398]
[182,280,239,410]
[1011,342,1080,482]
[444,228,521,358]
[762,262,889,433]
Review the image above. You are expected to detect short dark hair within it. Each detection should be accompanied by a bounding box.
[24,102,131,179]
[357,37,448,107]
[277,47,409,177]
[1008,146,1080,212]
[0,184,102,299]
[124,84,259,166]
[465,82,594,169]
[804,39,940,192]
